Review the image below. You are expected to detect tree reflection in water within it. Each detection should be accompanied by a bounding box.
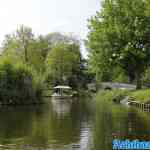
[0,97,94,150]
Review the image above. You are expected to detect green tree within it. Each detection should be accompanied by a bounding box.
[87,0,150,89]
[2,26,51,72]
[0,60,42,104]
[45,43,82,88]
[3,25,34,63]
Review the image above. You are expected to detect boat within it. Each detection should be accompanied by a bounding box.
[51,85,73,99]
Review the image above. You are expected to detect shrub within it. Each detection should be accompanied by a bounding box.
[143,68,150,86]
[130,89,150,103]
[0,61,43,105]
[96,89,130,103]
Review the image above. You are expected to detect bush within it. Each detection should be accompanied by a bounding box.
[96,89,130,103]
[0,61,43,105]
[129,89,150,103]
[143,68,150,86]
[112,67,129,83]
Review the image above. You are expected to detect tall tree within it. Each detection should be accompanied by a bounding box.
[45,43,82,88]
[3,25,34,63]
[2,26,50,71]
[87,0,150,89]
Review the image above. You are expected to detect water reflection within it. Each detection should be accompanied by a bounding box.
[51,98,72,117]
[0,98,93,150]
[1,97,150,149]
[93,101,150,150]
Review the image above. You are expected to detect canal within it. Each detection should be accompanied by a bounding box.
[0,97,150,150]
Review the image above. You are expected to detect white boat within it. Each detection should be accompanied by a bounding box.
[51,85,73,99]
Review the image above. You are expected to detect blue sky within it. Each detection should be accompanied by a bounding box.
[0,0,100,56]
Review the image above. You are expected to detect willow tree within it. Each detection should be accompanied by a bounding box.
[87,0,150,89]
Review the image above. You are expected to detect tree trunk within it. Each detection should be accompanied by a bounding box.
[136,72,142,89]
[25,46,28,63]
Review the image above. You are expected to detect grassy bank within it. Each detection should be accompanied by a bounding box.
[96,89,130,103]
[96,89,150,104]
[129,89,150,103]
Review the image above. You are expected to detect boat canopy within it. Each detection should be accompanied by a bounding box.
[54,85,71,89]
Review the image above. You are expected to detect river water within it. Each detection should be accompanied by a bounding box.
[0,97,150,150]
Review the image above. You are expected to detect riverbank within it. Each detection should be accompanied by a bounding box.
[130,89,150,103]
[96,89,150,104]
[96,89,130,103]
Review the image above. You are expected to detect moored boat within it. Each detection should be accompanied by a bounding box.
[51,85,73,99]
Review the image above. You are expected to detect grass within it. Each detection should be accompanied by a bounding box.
[96,89,130,103]
[129,89,150,103]
[96,88,150,104]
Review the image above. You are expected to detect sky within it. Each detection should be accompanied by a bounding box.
[0,0,100,56]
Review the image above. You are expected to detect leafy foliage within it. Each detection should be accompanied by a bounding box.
[0,60,42,105]
[143,67,150,85]
[45,43,84,89]
[3,25,34,62]
[87,0,150,88]
[0,25,88,105]
[96,89,129,103]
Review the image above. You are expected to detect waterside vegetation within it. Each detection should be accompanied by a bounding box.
[1,0,150,107]
[86,0,150,90]
[0,25,90,105]
[96,89,150,105]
